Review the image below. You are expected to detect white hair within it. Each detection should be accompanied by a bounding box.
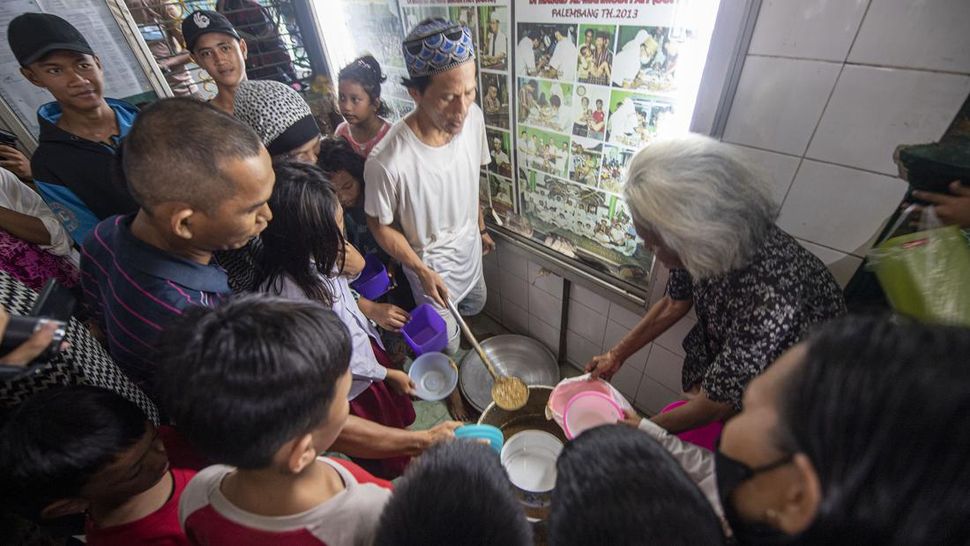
[623,134,778,280]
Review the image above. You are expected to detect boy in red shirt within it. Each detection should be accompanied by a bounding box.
[0,386,193,545]
[155,295,392,546]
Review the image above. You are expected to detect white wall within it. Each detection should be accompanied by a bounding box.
[484,0,970,415]
[726,0,970,285]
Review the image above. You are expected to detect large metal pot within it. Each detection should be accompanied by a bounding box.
[479,386,563,521]
[460,335,560,412]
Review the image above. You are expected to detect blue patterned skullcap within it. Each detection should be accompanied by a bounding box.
[403,18,475,78]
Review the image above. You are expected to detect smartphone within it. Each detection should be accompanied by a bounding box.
[896,140,970,200]
[0,128,17,147]
[0,280,76,359]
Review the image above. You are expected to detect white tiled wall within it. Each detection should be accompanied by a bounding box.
[726,0,970,267]
[481,0,970,416]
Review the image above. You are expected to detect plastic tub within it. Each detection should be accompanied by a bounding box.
[455,424,504,453]
[408,352,458,401]
[350,254,391,300]
[501,430,562,494]
[402,303,448,355]
[563,391,623,439]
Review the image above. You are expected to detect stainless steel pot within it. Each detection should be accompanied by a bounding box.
[460,335,560,412]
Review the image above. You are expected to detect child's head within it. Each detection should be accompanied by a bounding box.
[338,55,389,125]
[374,440,532,546]
[157,294,352,472]
[233,79,322,163]
[0,386,162,520]
[317,137,365,209]
[9,13,104,112]
[550,425,725,546]
[260,160,345,304]
[182,10,246,89]
[123,98,274,253]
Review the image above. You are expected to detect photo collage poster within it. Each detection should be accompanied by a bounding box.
[336,0,415,123]
[511,0,706,286]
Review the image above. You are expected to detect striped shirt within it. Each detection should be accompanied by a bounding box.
[80,215,230,394]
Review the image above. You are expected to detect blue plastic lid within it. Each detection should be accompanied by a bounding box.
[455,424,504,453]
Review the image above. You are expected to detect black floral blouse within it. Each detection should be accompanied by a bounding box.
[667,226,846,410]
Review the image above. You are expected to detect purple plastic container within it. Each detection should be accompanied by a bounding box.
[402,304,449,356]
[350,254,391,300]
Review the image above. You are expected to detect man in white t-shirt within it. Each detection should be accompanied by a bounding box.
[516,31,539,76]
[365,18,495,355]
[548,29,578,81]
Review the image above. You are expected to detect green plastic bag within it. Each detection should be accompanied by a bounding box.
[867,207,970,327]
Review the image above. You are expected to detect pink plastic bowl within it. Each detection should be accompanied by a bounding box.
[660,400,723,451]
[563,391,624,439]
[549,378,613,419]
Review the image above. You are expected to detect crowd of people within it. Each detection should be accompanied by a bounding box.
[517,129,569,177]
[1,9,969,546]
[519,174,638,259]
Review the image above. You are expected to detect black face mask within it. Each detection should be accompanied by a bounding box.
[715,448,795,546]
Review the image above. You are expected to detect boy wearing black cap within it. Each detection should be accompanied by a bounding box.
[181,10,247,114]
[7,13,139,245]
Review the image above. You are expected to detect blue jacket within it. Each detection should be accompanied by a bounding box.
[31,98,140,244]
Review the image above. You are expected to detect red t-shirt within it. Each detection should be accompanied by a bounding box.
[180,458,392,546]
[85,468,195,546]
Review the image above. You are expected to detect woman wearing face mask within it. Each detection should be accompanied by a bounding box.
[629,315,970,545]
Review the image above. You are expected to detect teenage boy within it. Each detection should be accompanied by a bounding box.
[0,386,193,545]
[181,10,248,114]
[80,98,274,392]
[365,19,495,355]
[157,295,392,545]
[7,13,139,244]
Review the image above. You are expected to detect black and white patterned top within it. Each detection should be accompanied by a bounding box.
[214,237,264,294]
[0,270,158,422]
[668,226,846,410]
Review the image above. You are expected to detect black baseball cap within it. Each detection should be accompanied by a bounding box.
[7,13,95,67]
[181,10,240,52]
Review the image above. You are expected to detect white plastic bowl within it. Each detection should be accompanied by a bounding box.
[500,429,563,493]
[408,352,458,401]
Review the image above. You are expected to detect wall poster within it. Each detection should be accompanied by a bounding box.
[317,0,721,294]
[505,0,719,288]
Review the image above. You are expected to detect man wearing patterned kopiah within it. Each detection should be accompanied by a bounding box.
[364,18,496,355]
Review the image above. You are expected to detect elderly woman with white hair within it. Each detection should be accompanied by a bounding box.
[587,135,845,434]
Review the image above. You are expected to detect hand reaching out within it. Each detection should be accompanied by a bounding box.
[912,181,970,228]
